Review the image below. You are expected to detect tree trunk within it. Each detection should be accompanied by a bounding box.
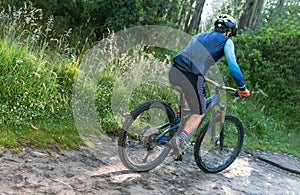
[194,0,206,33]
[184,0,206,34]
[277,0,285,7]
[277,0,285,12]
[184,0,194,32]
[239,0,265,30]
[177,0,188,27]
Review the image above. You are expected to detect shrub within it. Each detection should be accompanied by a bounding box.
[0,2,77,125]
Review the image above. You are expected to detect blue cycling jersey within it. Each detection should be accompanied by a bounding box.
[173,30,245,89]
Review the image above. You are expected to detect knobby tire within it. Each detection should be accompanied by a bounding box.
[194,114,244,173]
[118,100,175,172]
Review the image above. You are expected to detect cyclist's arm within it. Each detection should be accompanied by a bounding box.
[224,39,246,90]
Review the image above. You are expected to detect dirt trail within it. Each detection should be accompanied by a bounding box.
[0,139,299,195]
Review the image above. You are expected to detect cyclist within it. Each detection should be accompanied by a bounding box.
[169,14,250,161]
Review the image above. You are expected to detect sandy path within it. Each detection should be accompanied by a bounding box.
[0,141,299,195]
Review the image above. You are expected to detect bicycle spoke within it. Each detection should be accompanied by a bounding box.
[194,115,244,173]
[118,100,175,172]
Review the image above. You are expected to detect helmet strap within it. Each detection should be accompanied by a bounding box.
[225,28,232,37]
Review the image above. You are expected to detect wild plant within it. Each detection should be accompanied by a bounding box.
[0,2,77,125]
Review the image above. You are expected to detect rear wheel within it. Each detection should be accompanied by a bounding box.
[194,114,244,173]
[118,100,175,172]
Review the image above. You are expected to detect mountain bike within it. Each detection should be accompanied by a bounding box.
[118,78,244,173]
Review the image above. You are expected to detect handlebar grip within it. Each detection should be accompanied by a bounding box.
[234,90,240,97]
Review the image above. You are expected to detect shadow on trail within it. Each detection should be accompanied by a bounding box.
[0,141,299,194]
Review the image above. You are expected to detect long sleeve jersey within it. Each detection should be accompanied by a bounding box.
[173,30,245,89]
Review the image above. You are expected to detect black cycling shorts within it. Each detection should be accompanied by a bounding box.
[169,65,206,115]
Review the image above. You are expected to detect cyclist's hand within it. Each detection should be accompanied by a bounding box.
[238,88,250,97]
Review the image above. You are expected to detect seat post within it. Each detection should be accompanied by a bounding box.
[170,84,191,122]
[179,91,185,122]
[180,91,191,118]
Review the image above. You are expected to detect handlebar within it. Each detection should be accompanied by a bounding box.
[205,77,239,97]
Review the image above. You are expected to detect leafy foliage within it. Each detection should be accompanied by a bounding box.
[236,2,299,116]
[0,2,77,125]
[0,0,181,48]
[217,1,299,156]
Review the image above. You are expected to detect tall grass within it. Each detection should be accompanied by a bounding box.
[0,2,81,150]
[0,2,77,125]
[94,46,177,135]
[224,96,299,157]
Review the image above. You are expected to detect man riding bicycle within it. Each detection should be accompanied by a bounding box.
[169,14,250,160]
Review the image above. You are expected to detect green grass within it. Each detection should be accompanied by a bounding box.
[225,96,300,158]
[0,119,82,152]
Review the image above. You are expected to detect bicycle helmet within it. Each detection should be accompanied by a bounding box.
[214,14,237,36]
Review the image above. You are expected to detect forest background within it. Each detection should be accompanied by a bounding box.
[0,0,299,157]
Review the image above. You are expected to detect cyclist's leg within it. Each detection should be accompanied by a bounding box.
[169,65,206,159]
[172,69,206,135]
[182,74,206,135]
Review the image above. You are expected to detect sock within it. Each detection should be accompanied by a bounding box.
[186,130,196,140]
[178,130,190,143]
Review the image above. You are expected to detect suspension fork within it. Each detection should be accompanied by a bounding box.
[219,104,225,149]
[209,106,217,144]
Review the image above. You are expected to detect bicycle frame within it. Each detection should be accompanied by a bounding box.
[118,78,244,172]
[153,78,235,144]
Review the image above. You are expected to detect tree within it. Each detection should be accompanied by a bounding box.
[205,0,246,33]
[177,0,188,28]
[239,0,265,30]
[184,0,206,34]
[175,0,207,33]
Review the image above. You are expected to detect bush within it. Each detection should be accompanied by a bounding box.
[0,2,77,125]
[214,4,300,156]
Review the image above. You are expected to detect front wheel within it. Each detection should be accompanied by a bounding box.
[118,100,176,172]
[194,114,244,173]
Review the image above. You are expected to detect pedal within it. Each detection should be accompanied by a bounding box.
[173,154,183,161]
[170,151,183,161]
